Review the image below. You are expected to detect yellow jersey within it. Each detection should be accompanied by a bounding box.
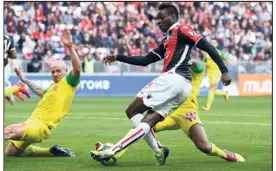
[180,70,204,111]
[176,59,205,111]
[29,72,80,129]
[204,49,228,74]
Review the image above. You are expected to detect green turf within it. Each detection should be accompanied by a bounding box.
[4,96,272,171]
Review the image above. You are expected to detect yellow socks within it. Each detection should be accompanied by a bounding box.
[4,86,19,97]
[205,91,215,109]
[215,90,227,96]
[19,145,53,157]
[208,143,227,159]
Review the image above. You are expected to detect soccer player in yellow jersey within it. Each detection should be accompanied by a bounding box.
[154,59,245,162]
[4,29,81,157]
[202,40,229,111]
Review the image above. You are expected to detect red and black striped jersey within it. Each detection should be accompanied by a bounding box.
[151,23,202,81]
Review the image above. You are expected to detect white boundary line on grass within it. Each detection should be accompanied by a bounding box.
[5,111,271,117]
[6,115,271,126]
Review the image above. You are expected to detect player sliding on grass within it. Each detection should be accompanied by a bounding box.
[154,60,245,162]
[4,29,81,157]
[90,2,231,166]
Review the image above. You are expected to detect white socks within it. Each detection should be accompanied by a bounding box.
[110,122,150,154]
[131,114,161,154]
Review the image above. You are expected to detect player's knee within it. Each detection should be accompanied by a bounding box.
[4,127,13,140]
[4,124,25,140]
[210,84,217,90]
[125,107,134,119]
[195,139,212,154]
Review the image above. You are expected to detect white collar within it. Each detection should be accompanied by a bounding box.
[167,22,179,35]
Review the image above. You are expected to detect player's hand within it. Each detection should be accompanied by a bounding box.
[60,29,73,48]
[14,68,27,83]
[221,72,231,86]
[102,54,117,65]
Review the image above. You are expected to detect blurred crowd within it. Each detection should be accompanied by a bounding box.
[4,2,272,73]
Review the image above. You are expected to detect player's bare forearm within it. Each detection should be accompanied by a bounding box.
[23,79,44,97]
[68,46,81,77]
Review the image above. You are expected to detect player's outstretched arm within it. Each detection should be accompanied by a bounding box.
[102,44,164,66]
[60,29,81,78]
[196,38,231,86]
[14,68,44,97]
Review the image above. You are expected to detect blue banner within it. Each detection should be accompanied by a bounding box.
[7,75,223,97]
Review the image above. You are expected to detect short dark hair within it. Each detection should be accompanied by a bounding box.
[158,3,179,20]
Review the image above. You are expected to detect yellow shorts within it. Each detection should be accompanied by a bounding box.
[155,108,202,137]
[12,119,51,151]
[207,71,221,85]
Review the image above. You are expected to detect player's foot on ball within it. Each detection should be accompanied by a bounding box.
[224,91,229,102]
[5,95,15,105]
[90,150,114,162]
[202,105,210,111]
[223,149,245,162]
[50,145,75,157]
[154,146,170,166]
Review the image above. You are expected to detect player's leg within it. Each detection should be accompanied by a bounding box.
[4,84,30,99]
[203,72,228,111]
[124,97,163,153]
[215,89,229,101]
[5,86,19,97]
[4,63,15,105]
[13,82,31,101]
[5,120,74,157]
[90,112,167,164]
[189,124,245,162]
[91,97,165,164]
[203,73,218,111]
[154,116,180,132]
[91,73,191,165]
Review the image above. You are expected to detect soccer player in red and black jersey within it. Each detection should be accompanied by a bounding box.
[90,3,232,166]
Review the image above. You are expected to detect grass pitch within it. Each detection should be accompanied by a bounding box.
[4,96,272,171]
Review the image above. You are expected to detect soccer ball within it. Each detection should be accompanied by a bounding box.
[96,142,117,166]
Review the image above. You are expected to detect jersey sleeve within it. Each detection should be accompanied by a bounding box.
[66,71,80,87]
[150,43,165,59]
[178,24,202,46]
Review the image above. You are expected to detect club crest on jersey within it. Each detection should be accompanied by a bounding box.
[52,86,58,91]
[185,112,196,122]
[188,30,197,36]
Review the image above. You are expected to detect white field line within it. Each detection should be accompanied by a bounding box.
[5,115,271,126]
[4,111,271,117]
